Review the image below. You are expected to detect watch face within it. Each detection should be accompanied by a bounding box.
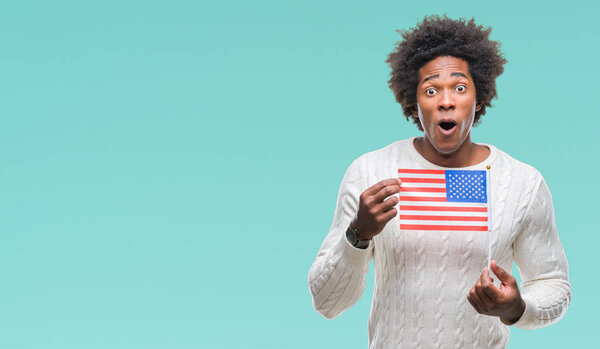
[346,227,358,245]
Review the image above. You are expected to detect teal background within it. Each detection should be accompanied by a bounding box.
[0,0,597,348]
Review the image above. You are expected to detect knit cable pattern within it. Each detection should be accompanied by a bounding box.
[308,139,570,347]
[378,238,391,346]
[472,313,482,348]
[393,231,405,348]
[433,231,450,348]
[490,157,511,258]
[454,232,474,349]
[412,231,427,348]
[317,263,352,316]
[310,248,344,297]
[511,167,538,241]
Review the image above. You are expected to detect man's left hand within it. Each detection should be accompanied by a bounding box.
[467,260,526,324]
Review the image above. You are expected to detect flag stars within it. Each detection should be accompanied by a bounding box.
[445,170,488,203]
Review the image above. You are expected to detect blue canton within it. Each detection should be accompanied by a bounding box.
[445,170,487,203]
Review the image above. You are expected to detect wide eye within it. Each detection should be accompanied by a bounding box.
[425,88,437,96]
[455,84,466,93]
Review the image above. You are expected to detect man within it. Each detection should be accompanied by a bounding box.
[307,15,570,348]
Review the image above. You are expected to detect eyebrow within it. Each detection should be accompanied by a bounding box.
[421,72,469,84]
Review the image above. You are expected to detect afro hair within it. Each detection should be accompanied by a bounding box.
[386,15,507,130]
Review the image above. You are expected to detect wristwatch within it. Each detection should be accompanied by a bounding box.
[346,226,371,249]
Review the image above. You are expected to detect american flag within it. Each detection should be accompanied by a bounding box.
[397,169,491,231]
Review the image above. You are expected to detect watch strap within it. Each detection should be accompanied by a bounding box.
[346,226,371,249]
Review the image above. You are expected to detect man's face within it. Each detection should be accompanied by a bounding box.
[414,56,480,156]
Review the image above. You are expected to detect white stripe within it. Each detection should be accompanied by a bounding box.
[399,219,488,226]
[398,200,488,208]
[397,173,445,179]
[400,210,488,217]
[400,182,446,188]
[399,192,446,198]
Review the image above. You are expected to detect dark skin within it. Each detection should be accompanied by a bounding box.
[468,260,526,324]
[411,56,488,168]
[350,178,401,240]
[350,55,525,324]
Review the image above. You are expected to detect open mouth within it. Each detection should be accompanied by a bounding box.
[439,121,457,131]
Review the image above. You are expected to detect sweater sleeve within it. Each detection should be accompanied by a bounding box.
[508,176,571,330]
[307,157,373,319]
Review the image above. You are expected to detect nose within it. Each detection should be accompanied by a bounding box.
[438,90,455,111]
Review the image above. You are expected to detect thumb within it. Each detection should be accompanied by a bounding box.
[490,260,512,283]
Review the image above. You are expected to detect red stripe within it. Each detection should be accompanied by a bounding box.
[399,196,447,202]
[400,224,488,231]
[400,187,446,193]
[400,205,487,212]
[398,169,445,174]
[399,178,446,183]
[400,215,487,222]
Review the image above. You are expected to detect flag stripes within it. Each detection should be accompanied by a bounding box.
[398,168,490,232]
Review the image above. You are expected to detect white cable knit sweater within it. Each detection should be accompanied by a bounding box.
[308,137,571,349]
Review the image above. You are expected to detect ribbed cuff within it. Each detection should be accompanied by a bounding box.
[335,231,372,266]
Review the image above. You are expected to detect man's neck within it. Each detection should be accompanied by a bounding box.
[413,136,489,168]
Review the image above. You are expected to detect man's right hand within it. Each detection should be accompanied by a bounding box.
[350,178,402,240]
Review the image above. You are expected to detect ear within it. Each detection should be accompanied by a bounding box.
[410,105,418,117]
[475,103,482,112]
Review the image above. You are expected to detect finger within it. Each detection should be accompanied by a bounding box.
[378,195,399,212]
[480,268,501,300]
[490,260,514,285]
[369,196,400,221]
[467,290,483,314]
[372,184,401,203]
[474,272,493,308]
[376,207,398,225]
[474,286,493,313]
[363,179,402,196]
